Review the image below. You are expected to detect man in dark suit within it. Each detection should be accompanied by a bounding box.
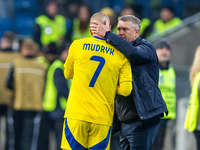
[90,15,168,150]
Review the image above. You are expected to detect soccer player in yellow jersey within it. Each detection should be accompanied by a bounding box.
[61,12,132,150]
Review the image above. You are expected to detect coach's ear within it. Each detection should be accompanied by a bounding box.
[89,29,93,36]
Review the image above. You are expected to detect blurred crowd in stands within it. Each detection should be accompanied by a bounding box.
[0,0,200,43]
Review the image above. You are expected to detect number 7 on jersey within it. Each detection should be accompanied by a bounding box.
[89,56,105,87]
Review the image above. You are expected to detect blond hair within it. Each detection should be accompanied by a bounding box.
[90,12,110,25]
[190,46,200,86]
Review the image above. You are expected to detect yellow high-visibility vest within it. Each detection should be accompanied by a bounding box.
[184,72,200,132]
[43,59,70,111]
[140,18,151,36]
[13,56,47,111]
[159,67,176,119]
[36,15,66,46]
[153,17,182,35]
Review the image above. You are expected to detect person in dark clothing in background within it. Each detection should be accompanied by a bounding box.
[0,31,19,150]
[90,15,168,150]
[152,40,176,150]
[37,42,70,150]
[6,39,47,150]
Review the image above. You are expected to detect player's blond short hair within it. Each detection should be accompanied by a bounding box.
[90,12,110,25]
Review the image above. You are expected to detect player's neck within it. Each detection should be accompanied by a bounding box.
[93,34,104,39]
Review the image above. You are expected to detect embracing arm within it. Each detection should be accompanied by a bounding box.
[117,81,132,96]
[117,59,132,96]
[105,31,155,63]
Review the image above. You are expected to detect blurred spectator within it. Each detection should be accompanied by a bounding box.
[152,7,182,36]
[33,1,66,49]
[84,0,108,14]
[119,7,152,39]
[108,0,124,14]
[140,18,152,39]
[65,2,80,42]
[70,5,92,41]
[55,0,81,18]
[65,2,79,20]
[160,0,184,19]
[37,43,70,150]
[100,7,117,34]
[0,31,15,51]
[120,7,135,16]
[125,0,151,19]
[152,40,176,150]
[6,39,47,150]
[185,46,200,150]
[0,31,19,150]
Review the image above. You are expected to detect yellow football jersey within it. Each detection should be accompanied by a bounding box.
[64,36,132,126]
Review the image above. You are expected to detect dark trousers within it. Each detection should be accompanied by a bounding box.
[119,115,160,150]
[110,131,120,150]
[151,119,169,150]
[37,111,64,150]
[0,105,9,150]
[13,110,39,150]
[194,130,200,150]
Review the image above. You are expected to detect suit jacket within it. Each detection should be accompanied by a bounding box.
[105,31,168,120]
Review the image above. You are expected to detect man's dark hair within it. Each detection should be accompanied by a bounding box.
[42,42,58,54]
[154,40,171,51]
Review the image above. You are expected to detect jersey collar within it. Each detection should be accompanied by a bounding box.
[94,36,105,41]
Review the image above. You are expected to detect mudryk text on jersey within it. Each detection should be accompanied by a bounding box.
[83,43,114,55]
